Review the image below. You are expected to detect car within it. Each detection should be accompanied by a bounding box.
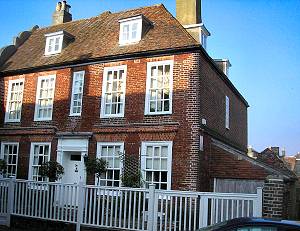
[198,217,300,231]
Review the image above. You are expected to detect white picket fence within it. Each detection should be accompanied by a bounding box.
[0,178,262,231]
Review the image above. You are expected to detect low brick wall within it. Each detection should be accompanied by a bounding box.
[263,175,284,218]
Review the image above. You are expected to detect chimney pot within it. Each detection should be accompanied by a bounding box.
[52,0,72,25]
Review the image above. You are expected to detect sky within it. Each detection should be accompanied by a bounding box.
[0,0,299,155]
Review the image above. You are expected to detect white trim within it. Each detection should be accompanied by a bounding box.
[141,141,173,190]
[119,15,143,23]
[44,34,64,56]
[0,142,19,177]
[96,142,124,187]
[145,60,174,115]
[29,142,51,181]
[119,17,143,45]
[225,95,230,129]
[70,71,85,116]
[44,31,64,37]
[34,75,56,121]
[5,79,25,123]
[100,65,127,118]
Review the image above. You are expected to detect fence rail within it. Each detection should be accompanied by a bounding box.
[0,178,262,231]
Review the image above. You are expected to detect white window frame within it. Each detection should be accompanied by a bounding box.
[119,16,143,45]
[70,71,85,116]
[96,142,124,187]
[145,60,174,115]
[141,141,173,190]
[44,31,64,56]
[225,95,230,129]
[28,142,51,182]
[5,79,25,123]
[100,65,127,118]
[0,142,19,177]
[34,75,56,121]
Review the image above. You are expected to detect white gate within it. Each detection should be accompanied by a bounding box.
[0,178,263,230]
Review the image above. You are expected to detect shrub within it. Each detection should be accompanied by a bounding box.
[39,161,64,182]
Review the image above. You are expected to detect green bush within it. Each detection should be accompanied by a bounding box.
[39,161,64,182]
[84,157,107,179]
[0,159,7,175]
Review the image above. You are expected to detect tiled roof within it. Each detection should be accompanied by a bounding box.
[257,148,297,179]
[0,4,198,73]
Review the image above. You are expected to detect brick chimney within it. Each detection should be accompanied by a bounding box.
[52,1,72,25]
[176,0,210,49]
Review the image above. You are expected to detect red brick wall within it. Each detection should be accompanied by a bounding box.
[0,51,249,191]
[198,54,248,150]
[0,53,204,190]
[199,135,269,191]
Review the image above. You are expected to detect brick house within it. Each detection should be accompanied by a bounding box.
[0,0,293,194]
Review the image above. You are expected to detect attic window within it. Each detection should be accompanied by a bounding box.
[119,16,143,45]
[45,31,64,55]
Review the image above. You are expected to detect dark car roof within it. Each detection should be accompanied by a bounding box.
[199,218,300,231]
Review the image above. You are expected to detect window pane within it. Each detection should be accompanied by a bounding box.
[102,67,126,116]
[147,62,172,114]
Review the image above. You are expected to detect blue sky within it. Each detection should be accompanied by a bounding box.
[0,0,299,155]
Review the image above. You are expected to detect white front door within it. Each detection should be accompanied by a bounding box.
[62,151,85,184]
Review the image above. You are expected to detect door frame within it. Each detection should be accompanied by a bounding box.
[57,136,89,184]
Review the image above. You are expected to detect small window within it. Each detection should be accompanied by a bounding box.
[70,71,85,116]
[5,79,24,123]
[119,16,143,45]
[100,65,127,118]
[29,143,51,182]
[96,142,124,187]
[145,60,174,115]
[0,142,19,177]
[141,141,173,190]
[225,96,230,129]
[45,31,64,55]
[34,75,56,121]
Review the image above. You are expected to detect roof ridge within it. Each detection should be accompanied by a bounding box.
[35,4,163,31]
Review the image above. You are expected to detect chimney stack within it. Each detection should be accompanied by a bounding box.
[52,1,72,25]
[176,0,210,49]
[214,59,232,77]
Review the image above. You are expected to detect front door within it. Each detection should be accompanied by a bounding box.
[62,151,84,184]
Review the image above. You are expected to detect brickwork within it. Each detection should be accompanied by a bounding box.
[199,135,270,191]
[0,51,248,192]
[198,54,248,150]
[263,176,284,218]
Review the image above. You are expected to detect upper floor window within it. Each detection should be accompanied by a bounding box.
[141,141,173,190]
[5,79,24,123]
[119,16,143,45]
[70,71,85,116]
[101,65,127,118]
[96,142,124,187]
[34,75,56,121]
[145,60,173,115]
[45,31,64,55]
[0,142,19,177]
[29,143,51,182]
[225,95,230,129]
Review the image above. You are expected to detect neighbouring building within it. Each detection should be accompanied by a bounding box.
[0,0,296,202]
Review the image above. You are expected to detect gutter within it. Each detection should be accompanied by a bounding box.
[0,45,249,107]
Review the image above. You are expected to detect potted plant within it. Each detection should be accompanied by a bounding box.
[0,159,7,178]
[84,157,107,184]
[39,160,64,182]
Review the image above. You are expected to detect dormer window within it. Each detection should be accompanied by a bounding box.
[119,15,152,46]
[44,30,74,56]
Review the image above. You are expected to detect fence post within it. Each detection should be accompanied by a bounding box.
[199,195,209,228]
[255,187,263,217]
[76,181,85,231]
[6,177,15,227]
[147,184,156,231]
